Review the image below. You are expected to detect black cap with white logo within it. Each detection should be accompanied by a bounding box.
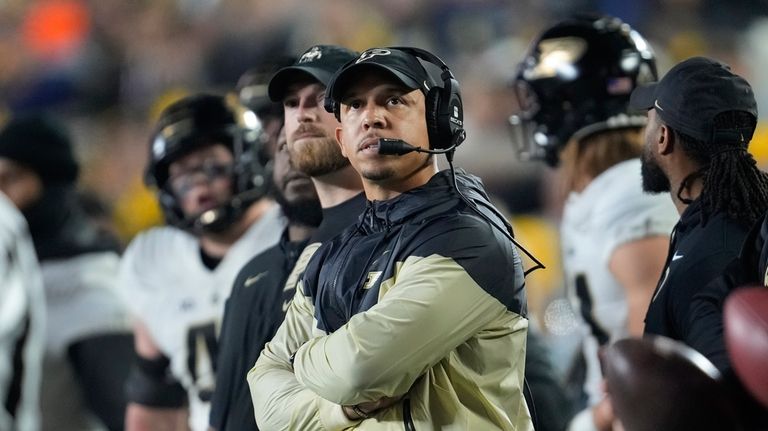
[630,56,757,144]
[267,45,358,102]
[326,48,434,104]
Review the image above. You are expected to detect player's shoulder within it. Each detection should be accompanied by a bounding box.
[119,226,198,287]
[589,159,645,207]
[42,250,120,289]
[124,226,196,258]
[587,159,675,226]
[403,207,514,267]
[0,193,26,238]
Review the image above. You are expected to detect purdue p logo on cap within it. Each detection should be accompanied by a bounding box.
[356,48,391,64]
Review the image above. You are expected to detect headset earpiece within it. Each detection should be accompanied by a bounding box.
[389,47,465,150]
[433,71,464,149]
[425,87,442,147]
[324,96,339,121]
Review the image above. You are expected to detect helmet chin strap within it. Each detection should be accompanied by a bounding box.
[189,186,266,234]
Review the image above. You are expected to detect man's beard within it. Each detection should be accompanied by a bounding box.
[274,186,323,228]
[361,154,433,184]
[641,149,670,193]
[361,166,396,182]
[290,136,350,177]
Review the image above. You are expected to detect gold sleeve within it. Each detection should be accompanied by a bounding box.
[292,254,509,405]
[247,244,360,431]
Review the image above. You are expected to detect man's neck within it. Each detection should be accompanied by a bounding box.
[311,165,363,208]
[199,198,273,258]
[670,173,703,216]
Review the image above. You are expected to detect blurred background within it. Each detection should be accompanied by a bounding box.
[2,0,767,337]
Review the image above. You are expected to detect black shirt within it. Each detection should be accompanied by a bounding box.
[695,212,768,428]
[209,193,366,431]
[309,192,367,243]
[209,229,308,431]
[704,212,768,293]
[643,200,768,427]
[644,199,749,363]
[645,201,767,429]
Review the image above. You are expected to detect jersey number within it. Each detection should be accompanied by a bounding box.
[186,322,217,402]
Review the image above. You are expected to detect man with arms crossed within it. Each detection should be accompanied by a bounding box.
[250,47,532,430]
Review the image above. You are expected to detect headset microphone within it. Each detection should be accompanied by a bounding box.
[378,136,544,276]
[378,138,459,156]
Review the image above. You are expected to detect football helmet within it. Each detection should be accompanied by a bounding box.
[510,15,657,166]
[145,93,268,232]
[236,55,295,122]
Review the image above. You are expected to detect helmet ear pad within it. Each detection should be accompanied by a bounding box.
[157,187,184,226]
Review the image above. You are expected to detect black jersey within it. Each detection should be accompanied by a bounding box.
[209,231,307,431]
[210,193,366,431]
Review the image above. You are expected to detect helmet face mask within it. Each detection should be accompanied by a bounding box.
[508,79,558,165]
[511,15,658,167]
[146,94,269,233]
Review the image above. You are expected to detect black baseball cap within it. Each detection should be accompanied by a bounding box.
[327,47,434,104]
[267,45,357,102]
[629,56,757,144]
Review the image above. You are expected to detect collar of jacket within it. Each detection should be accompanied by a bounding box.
[676,198,703,234]
[358,169,489,233]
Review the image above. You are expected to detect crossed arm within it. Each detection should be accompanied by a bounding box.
[248,254,507,430]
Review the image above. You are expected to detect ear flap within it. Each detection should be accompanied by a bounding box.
[158,188,184,226]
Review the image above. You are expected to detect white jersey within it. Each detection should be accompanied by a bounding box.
[39,251,129,431]
[117,204,285,431]
[560,159,677,407]
[0,193,45,431]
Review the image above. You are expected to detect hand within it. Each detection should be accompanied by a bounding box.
[592,395,615,431]
[342,396,401,420]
